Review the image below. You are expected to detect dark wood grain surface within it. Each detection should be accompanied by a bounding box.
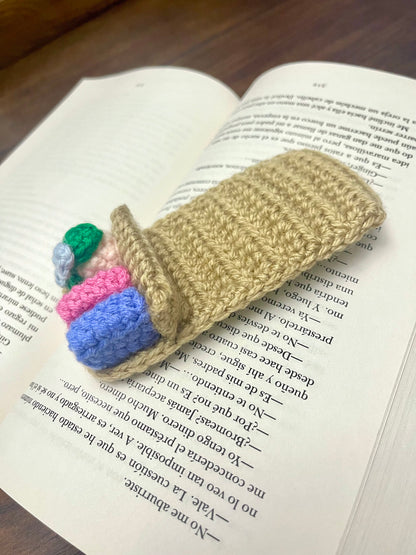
[0,0,122,67]
[0,0,415,552]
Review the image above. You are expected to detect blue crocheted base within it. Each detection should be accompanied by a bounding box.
[66,287,160,370]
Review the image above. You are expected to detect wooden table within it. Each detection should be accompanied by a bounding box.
[1,0,415,552]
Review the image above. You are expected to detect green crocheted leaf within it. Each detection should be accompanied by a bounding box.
[63,223,103,265]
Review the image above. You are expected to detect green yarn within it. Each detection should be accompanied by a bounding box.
[66,272,83,290]
[63,223,103,266]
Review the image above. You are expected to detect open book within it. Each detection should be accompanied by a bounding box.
[0,61,415,554]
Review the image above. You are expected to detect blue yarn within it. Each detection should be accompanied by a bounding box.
[52,242,74,287]
[66,287,160,370]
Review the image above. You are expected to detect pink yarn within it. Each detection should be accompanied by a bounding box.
[57,266,132,325]
[78,233,122,279]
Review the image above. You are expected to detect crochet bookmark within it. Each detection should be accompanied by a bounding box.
[53,150,385,381]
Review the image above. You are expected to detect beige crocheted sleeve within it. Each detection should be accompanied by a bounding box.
[101,149,385,381]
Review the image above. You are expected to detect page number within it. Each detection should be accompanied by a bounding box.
[313,82,327,88]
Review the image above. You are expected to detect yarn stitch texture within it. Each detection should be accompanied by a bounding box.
[91,149,385,381]
[78,233,122,279]
[66,287,160,370]
[63,223,103,265]
[52,242,74,287]
[57,265,132,325]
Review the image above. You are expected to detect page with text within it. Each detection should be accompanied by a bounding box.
[0,67,238,420]
[0,63,415,554]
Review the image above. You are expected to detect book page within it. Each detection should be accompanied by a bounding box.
[340,326,416,554]
[0,67,238,420]
[158,62,416,552]
[0,62,415,554]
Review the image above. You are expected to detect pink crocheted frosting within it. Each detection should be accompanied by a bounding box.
[78,233,122,279]
[57,265,132,325]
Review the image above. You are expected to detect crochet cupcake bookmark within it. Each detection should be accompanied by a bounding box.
[53,150,385,381]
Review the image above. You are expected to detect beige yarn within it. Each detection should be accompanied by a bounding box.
[98,149,385,381]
